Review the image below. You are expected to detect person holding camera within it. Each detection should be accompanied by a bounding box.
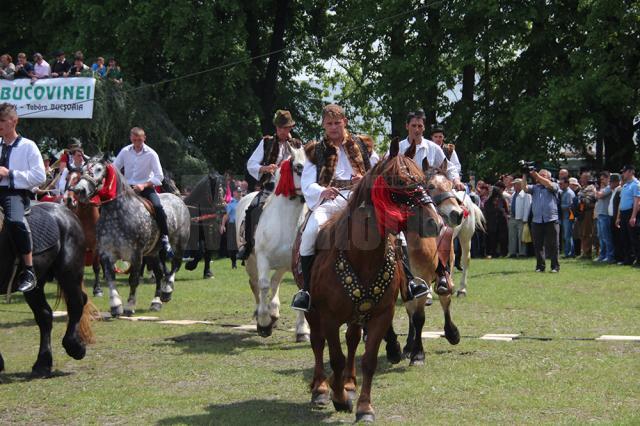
[522,166,561,272]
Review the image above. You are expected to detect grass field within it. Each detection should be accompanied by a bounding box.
[1,257,639,425]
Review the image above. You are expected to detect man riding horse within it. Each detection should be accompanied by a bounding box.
[236,110,302,260]
[399,110,462,295]
[114,127,174,258]
[0,102,46,293]
[429,125,464,190]
[291,104,380,312]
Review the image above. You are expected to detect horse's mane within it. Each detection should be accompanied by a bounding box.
[183,171,224,208]
[319,155,426,251]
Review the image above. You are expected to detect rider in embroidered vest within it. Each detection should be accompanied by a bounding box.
[291,104,377,312]
[398,111,459,295]
[429,126,464,191]
[114,127,174,258]
[237,110,302,260]
[0,103,46,292]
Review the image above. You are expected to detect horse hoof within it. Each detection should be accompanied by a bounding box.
[160,292,172,303]
[386,342,402,364]
[296,333,310,343]
[346,389,357,401]
[0,353,5,372]
[402,348,411,360]
[311,392,330,406]
[123,309,135,317]
[150,302,162,312]
[332,398,353,413]
[257,324,273,338]
[63,336,86,360]
[93,289,103,297]
[270,317,279,328]
[456,290,466,298]
[111,305,123,318]
[409,356,425,366]
[356,412,375,423]
[444,324,461,345]
[30,364,52,378]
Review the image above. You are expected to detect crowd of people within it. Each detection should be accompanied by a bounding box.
[0,50,123,83]
[465,165,640,271]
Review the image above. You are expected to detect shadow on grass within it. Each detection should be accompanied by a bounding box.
[470,270,523,278]
[155,331,262,354]
[0,369,73,385]
[156,399,339,425]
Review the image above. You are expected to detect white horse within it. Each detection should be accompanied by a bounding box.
[428,173,486,296]
[236,145,310,341]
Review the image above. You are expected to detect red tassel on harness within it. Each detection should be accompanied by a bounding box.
[275,159,296,198]
[371,175,411,236]
[94,163,118,203]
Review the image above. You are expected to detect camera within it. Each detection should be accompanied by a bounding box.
[519,160,536,174]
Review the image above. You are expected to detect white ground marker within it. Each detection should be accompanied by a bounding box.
[52,311,67,318]
[158,319,214,325]
[118,316,160,322]
[596,335,640,342]
[233,324,257,331]
[480,333,520,341]
[421,331,445,339]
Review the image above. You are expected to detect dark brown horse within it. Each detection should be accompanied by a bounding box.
[300,140,445,422]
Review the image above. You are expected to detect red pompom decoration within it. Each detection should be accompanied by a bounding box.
[275,159,297,198]
[371,175,412,236]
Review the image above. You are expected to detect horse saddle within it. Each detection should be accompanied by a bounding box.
[0,203,60,255]
[136,196,156,218]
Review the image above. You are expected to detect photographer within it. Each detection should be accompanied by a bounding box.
[522,166,561,272]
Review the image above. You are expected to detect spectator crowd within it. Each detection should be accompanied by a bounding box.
[464,165,640,271]
[0,50,123,83]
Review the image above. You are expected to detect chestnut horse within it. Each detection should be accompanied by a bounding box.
[64,170,103,297]
[300,141,446,422]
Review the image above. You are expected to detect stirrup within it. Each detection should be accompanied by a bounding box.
[408,277,430,299]
[435,275,449,295]
[291,290,311,312]
[17,269,37,293]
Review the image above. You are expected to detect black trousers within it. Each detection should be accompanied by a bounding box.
[619,209,640,264]
[531,221,560,271]
[140,187,169,236]
[0,190,32,255]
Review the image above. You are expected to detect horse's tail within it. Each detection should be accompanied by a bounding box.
[471,203,486,233]
[58,281,98,345]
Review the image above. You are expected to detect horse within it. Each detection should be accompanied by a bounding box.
[298,140,448,422]
[388,170,465,366]
[63,170,104,297]
[235,144,309,341]
[183,171,226,278]
[71,155,191,317]
[0,202,96,377]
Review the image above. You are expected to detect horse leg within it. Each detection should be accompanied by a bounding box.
[24,280,53,377]
[308,312,329,406]
[149,258,164,311]
[203,250,213,278]
[355,309,394,423]
[255,254,274,337]
[440,294,460,345]
[0,351,4,372]
[325,319,351,412]
[124,254,143,316]
[268,269,286,328]
[457,234,471,297]
[295,310,310,343]
[102,255,123,317]
[245,255,260,319]
[92,254,103,297]
[409,303,426,366]
[58,269,89,361]
[344,323,361,401]
[402,299,418,358]
[384,324,402,364]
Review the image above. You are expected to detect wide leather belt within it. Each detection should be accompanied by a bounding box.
[331,179,353,190]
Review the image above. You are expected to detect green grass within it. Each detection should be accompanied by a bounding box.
[1,258,639,425]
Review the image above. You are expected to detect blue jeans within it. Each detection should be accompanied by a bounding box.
[561,215,574,257]
[596,214,614,260]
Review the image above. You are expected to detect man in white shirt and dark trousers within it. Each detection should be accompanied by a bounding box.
[0,103,46,292]
[508,178,531,257]
[114,127,173,258]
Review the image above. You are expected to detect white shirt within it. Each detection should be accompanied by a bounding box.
[246,138,288,182]
[113,144,164,186]
[513,189,532,221]
[34,60,51,78]
[301,143,379,210]
[0,136,46,190]
[446,148,462,177]
[395,137,459,181]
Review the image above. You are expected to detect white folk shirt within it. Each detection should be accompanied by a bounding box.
[0,136,46,190]
[246,138,288,183]
[34,60,51,78]
[397,137,459,181]
[113,144,164,186]
[447,149,462,178]
[301,143,379,210]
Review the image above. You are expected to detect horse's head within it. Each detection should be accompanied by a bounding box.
[63,170,83,209]
[427,173,464,227]
[70,154,110,203]
[273,143,306,198]
[288,142,306,195]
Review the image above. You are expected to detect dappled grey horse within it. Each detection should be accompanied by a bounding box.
[72,155,190,317]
